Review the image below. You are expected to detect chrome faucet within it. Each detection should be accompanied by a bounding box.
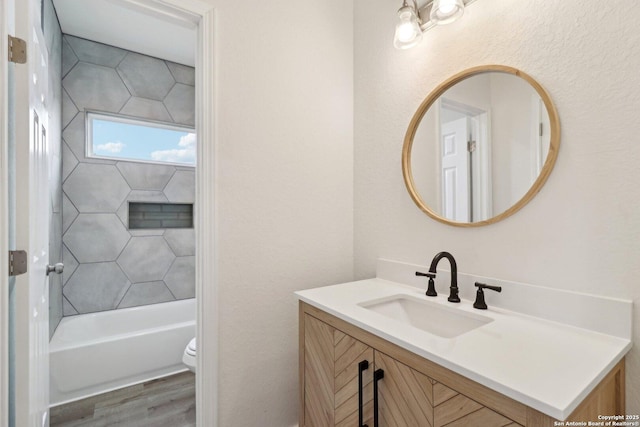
[416,251,460,303]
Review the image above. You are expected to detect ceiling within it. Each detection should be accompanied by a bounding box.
[52,0,196,66]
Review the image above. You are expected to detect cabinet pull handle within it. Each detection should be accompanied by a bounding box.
[373,369,384,427]
[358,360,369,427]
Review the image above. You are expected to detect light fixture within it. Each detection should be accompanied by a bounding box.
[394,0,423,50]
[430,0,465,25]
[393,0,480,50]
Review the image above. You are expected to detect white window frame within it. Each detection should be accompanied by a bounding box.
[85,110,196,167]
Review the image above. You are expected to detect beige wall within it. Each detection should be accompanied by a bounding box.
[354,0,640,414]
[207,0,354,425]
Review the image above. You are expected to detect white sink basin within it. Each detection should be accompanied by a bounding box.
[359,294,493,338]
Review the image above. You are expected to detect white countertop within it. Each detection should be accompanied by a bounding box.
[296,278,632,420]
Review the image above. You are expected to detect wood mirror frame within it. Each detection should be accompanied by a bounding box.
[401,65,560,227]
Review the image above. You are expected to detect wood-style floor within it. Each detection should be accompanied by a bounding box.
[50,372,195,427]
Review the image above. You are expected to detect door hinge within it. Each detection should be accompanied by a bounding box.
[8,35,27,64]
[539,122,543,137]
[9,250,27,276]
[467,140,476,153]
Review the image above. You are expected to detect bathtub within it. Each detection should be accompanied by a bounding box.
[49,298,195,406]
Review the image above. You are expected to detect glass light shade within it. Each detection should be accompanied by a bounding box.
[394,5,423,50]
[430,0,464,25]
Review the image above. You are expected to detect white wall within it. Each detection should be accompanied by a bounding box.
[207,0,354,425]
[354,0,640,414]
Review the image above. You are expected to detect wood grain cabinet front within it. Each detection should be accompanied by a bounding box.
[303,314,374,427]
[300,302,625,427]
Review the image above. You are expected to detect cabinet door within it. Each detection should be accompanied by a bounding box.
[432,382,521,427]
[374,351,434,427]
[304,315,374,427]
[334,330,374,427]
[304,314,336,426]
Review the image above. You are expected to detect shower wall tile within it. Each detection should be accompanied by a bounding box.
[164,171,195,203]
[49,274,63,338]
[64,214,130,263]
[62,244,78,286]
[61,89,78,129]
[164,256,195,300]
[64,164,130,213]
[63,62,130,112]
[164,84,195,126]
[61,35,195,316]
[166,62,195,86]
[62,193,78,233]
[50,213,63,263]
[116,162,175,191]
[61,37,78,78]
[118,281,175,308]
[65,35,128,68]
[163,229,195,257]
[62,296,78,316]
[120,97,172,122]
[117,236,175,283]
[117,53,175,101]
[62,142,78,181]
[65,262,131,313]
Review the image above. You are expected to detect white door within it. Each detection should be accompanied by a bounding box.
[440,117,470,222]
[10,0,51,425]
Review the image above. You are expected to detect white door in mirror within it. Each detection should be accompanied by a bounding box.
[440,117,470,222]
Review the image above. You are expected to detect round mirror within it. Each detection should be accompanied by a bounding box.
[402,65,560,227]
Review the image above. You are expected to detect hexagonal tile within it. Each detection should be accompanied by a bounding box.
[119,97,171,122]
[62,296,78,316]
[117,53,175,101]
[62,89,78,129]
[63,163,131,213]
[62,193,78,233]
[62,142,78,182]
[166,61,195,86]
[65,35,127,68]
[49,272,63,336]
[163,229,195,256]
[64,262,131,313]
[163,170,195,203]
[62,244,78,285]
[61,36,78,78]
[163,84,195,126]
[118,281,175,309]
[117,236,175,283]
[164,256,195,300]
[63,62,131,112]
[50,212,62,263]
[116,162,175,191]
[64,214,130,263]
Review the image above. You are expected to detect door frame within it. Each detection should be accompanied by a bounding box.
[0,1,219,426]
[1,0,12,424]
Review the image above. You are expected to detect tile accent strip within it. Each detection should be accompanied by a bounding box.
[128,202,193,229]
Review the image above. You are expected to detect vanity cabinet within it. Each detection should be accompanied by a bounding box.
[300,302,625,427]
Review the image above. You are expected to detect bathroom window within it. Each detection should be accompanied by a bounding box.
[86,112,196,166]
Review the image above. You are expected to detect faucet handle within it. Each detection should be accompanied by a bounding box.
[416,271,437,297]
[415,271,435,278]
[473,282,502,309]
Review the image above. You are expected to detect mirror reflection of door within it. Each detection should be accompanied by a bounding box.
[438,99,491,222]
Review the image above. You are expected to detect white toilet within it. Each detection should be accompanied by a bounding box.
[183,338,196,372]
